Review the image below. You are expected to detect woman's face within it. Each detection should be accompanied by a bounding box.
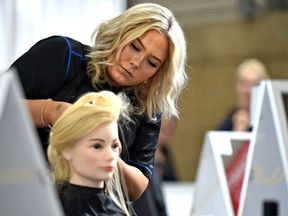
[63,121,121,188]
[235,69,261,110]
[107,29,169,86]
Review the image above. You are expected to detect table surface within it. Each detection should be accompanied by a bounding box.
[162,181,195,216]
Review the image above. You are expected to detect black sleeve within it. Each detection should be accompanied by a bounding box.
[9,36,73,99]
[121,114,162,180]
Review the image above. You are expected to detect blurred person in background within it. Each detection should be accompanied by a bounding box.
[217,58,269,215]
[217,58,269,131]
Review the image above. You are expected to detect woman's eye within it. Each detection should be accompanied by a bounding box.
[148,60,157,68]
[131,43,140,51]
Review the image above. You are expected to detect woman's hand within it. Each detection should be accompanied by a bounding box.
[117,158,149,201]
[232,108,250,131]
[45,100,71,125]
[25,99,71,127]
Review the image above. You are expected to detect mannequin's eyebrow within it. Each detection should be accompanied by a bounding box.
[89,138,120,143]
[89,138,104,142]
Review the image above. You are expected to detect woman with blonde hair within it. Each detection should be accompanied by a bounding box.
[48,91,134,216]
[218,58,269,131]
[10,3,188,200]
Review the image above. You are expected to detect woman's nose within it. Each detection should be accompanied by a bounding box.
[130,59,139,67]
[130,55,143,68]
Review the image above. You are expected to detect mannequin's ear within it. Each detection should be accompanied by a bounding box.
[62,148,72,161]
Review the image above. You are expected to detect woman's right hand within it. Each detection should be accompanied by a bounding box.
[232,108,250,131]
[25,99,72,127]
[45,100,71,126]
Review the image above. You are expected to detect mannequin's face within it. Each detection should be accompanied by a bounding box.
[63,121,121,188]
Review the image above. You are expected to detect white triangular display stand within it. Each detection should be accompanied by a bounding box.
[191,131,251,216]
[0,69,64,216]
[238,80,288,216]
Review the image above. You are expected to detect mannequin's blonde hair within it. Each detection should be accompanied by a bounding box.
[48,91,130,215]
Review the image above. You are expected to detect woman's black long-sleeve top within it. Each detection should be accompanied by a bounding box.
[10,35,161,180]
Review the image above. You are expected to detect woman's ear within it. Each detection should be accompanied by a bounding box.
[62,148,72,161]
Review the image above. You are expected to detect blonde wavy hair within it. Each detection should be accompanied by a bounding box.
[48,91,131,215]
[86,3,188,120]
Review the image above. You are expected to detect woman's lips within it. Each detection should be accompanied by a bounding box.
[120,66,133,77]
